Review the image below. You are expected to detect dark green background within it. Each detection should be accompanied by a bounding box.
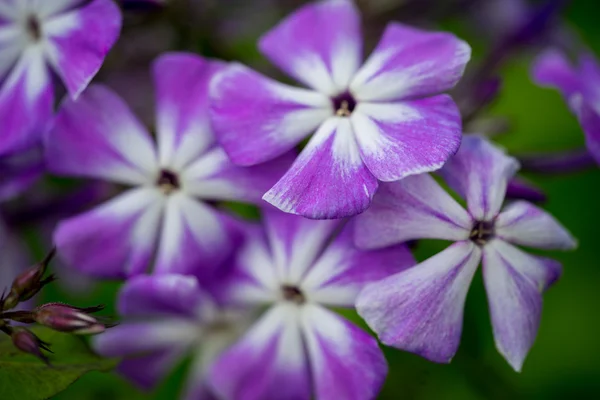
[31,1,600,399]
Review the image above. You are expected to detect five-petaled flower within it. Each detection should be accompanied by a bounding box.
[532,49,600,164]
[354,136,577,371]
[45,53,292,279]
[210,0,471,219]
[207,209,415,399]
[0,0,121,155]
[94,274,251,400]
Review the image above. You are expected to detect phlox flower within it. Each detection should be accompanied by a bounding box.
[210,0,471,219]
[45,53,291,279]
[207,208,415,400]
[0,0,121,154]
[94,274,251,400]
[355,136,576,371]
[532,49,600,164]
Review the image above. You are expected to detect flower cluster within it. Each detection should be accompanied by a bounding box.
[0,0,592,398]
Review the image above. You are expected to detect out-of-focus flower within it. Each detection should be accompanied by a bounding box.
[45,53,292,280]
[94,274,251,399]
[0,146,44,201]
[207,209,415,399]
[210,0,470,219]
[355,136,576,372]
[532,49,600,165]
[0,0,121,155]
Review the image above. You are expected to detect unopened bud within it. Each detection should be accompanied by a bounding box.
[11,327,52,365]
[33,303,111,335]
[1,248,56,311]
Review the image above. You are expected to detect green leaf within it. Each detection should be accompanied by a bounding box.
[0,327,117,400]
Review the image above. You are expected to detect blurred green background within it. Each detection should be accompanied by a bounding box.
[27,0,600,399]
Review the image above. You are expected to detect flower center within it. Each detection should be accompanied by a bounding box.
[469,220,495,246]
[26,15,42,42]
[156,169,180,195]
[332,92,356,117]
[281,285,305,304]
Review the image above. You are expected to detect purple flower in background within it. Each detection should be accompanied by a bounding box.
[94,274,250,399]
[0,146,44,202]
[0,0,121,155]
[208,209,415,399]
[532,49,600,164]
[210,0,470,219]
[45,53,291,279]
[355,136,576,371]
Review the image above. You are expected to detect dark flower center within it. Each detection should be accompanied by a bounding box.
[26,16,42,41]
[156,169,180,194]
[281,285,305,304]
[332,92,357,117]
[470,220,495,246]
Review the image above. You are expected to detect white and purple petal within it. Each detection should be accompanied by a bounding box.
[45,85,158,185]
[302,226,415,307]
[153,53,225,169]
[441,135,519,221]
[54,188,164,279]
[495,200,577,250]
[351,95,462,182]
[354,173,472,249]
[356,241,481,363]
[210,63,331,165]
[301,304,387,400]
[350,23,471,102]
[259,0,362,96]
[208,304,311,400]
[43,0,122,98]
[263,117,379,219]
[482,239,562,371]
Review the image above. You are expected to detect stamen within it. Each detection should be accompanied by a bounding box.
[26,16,42,41]
[332,92,357,117]
[469,220,495,246]
[156,169,180,195]
[281,285,305,304]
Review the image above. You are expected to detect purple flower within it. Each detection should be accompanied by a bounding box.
[532,49,600,164]
[0,0,121,155]
[210,0,471,219]
[207,209,415,399]
[354,136,576,371]
[45,53,292,279]
[94,274,251,399]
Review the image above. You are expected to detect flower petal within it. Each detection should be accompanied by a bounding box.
[356,241,481,363]
[152,53,225,169]
[0,146,44,201]
[0,48,53,155]
[263,207,339,284]
[259,0,362,96]
[54,188,164,279]
[208,304,311,400]
[302,226,415,307]
[181,147,293,203]
[35,0,86,18]
[263,117,378,219]
[350,23,471,102]
[45,85,158,185]
[351,95,462,181]
[441,135,519,221]
[118,274,203,318]
[496,200,577,250]
[153,193,236,278]
[576,97,600,164]
[354,173,472,249]
[210,63,331,165]
[482,240,562,371]
[301,304,387,400]
[116,350,187,390]
[43,0,122,98]
[531,49,580,99]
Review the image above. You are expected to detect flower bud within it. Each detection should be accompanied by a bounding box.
[1,248,56,311]
[11,327,52,365]
[33,303,111,335]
